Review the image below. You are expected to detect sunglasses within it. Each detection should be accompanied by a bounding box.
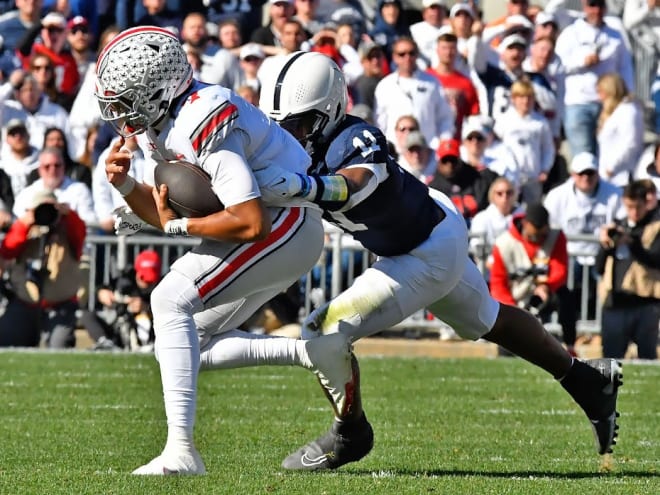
[46,26,64,34]
[466,134,485,142]
[7,128,27,136]
[32,64,53,71]
[586,0,605,7]
[243,56,261,62]
[396,126,418,133]
[40,162,64,170]
[494,189,515,197]
[70,26,89,35]
[395,50,417,58]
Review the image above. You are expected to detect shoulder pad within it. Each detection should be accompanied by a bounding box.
[175,86,239,158]
[325,119,391,172]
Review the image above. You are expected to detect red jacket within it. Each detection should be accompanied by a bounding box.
[0,210,86,261]
[490,214,568,306]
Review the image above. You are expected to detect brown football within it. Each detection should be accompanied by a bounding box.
[154,159,224,218]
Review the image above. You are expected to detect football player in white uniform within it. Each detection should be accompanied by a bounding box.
[95,26,351,475]
[250,52,623,469]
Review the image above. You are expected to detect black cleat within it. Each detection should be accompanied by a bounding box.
[562,358,623,455]
[282,414,374,470]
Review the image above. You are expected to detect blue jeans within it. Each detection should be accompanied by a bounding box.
[563,102,601,158]
[652,75,660,134]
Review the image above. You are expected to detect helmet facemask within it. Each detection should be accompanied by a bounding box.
[95,26,193,138]
[279,110,329,153]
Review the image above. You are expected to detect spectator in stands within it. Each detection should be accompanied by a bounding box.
[251,0,296,47]
[15,12,80,109]
[622,0,659,122]
[470,31,556,124]
[533,10,560,42]
[66,16,94,83]
[398,130,436,184]
[181,12,213,59]
[1,72,78,159]
[374,37,454,154]
[13,147,96,225]
[459,114,517,182]
[238,43,265,94]
[333,23,362,86]
[544,151,622,319]
[369,0,411,64]
[351,40,386,112]
[0,0,42,53]
[448,1,478,76]
[636,140,660,195]
[554,0,635,158]
[134,0,183,35]
[470,177,522,266]
[410,0,448,70]
[217,18,243,54]
[80,249,162,351]
[0,118,39,199]
[27,53,66,108]
[429,138,498,225]
[0,187,86,348]
[427,28,480,140]
[595,72,645,187]
[596,180,660,359]
[523,35,565,142]
[494,78,555,205]
[258,19,309,80]
[391,114,420,157]
[490,202,578,356]
[293,0,324,38]
[29,127,92,190]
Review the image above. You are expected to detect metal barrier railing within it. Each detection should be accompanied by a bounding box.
[83,228,604,336]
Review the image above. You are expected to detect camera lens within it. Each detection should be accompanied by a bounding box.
[33,202,58,226]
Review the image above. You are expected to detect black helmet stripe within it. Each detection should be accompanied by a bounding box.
[273,51,306,112]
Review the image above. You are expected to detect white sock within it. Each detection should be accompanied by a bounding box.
[200,329,312,370]
[150,273,202,454]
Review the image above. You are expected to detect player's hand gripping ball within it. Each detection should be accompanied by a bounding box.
[154,160,224,218]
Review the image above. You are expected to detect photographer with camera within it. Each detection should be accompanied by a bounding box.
[79,249,161,351]
[490,203,578,356]
[596,180,660,360]
[0,185,86,347]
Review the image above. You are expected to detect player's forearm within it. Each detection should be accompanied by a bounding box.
[123,182,162,228]
[186,198,271,242]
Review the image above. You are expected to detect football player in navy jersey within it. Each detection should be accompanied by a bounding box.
[255,51,623,470]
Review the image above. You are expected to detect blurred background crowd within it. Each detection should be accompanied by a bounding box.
[0,0,657,359]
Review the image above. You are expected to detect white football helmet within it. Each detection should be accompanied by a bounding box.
[95,26,193,137]
[259,51,348,152]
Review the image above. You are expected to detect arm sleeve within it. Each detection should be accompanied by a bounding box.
[546,231,568,292]
[489,246,517,306]
[204,130,260,208]
[0,220,30,259]
[63,209,87,260]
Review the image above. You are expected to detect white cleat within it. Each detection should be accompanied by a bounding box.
[132,449,206,475]
[305,332,354,417]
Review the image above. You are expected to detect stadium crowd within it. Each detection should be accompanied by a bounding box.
[0,0,657,358]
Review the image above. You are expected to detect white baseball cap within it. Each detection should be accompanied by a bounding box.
[450,3,474,19]
[570,152,598,174]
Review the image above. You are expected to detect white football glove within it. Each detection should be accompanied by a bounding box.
[113,206,144,235]
[253,165,313,204]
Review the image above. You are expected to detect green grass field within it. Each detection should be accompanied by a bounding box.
[0,351,658,495]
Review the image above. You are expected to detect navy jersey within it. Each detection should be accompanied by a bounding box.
[311,115,442,257]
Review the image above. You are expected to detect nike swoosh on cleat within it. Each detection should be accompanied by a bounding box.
[162,467,180,475]
[273,178,286,186]
[301,452,328,467]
